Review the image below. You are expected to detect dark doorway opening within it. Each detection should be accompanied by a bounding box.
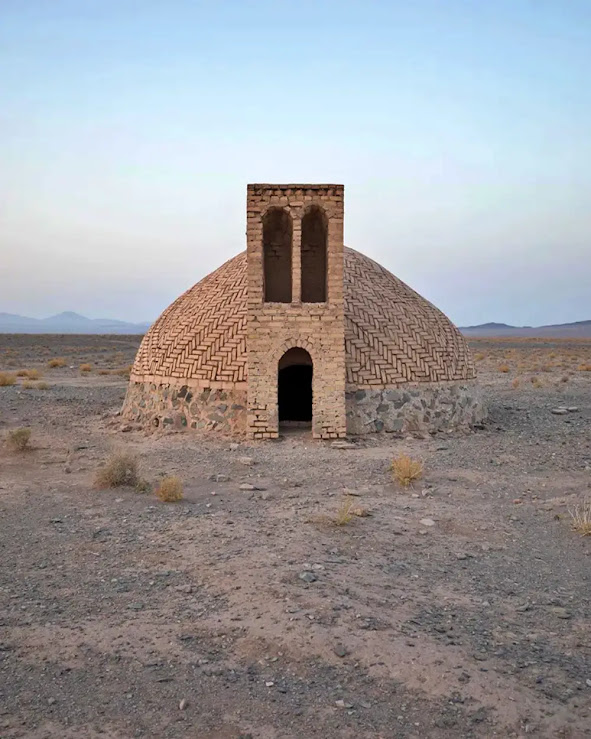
[278,348,313,426]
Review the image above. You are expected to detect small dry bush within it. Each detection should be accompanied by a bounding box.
[47,357,67,368]
[568,498,591,536]
[530,376,543,388]
[334,497,355,526]
[391,454,423,487]
[577,364,591,372]
[498,364,510,373]
[98,369,111,375]
[511,377,520,389]
[0,372,17,386]
[155,475,183,502]
[561,375,569,383]
[80,363,92,373]
[474,352,485,361]
[22,380,35,390]
[95,452,139,489]
[114,365,133,377]
[20,369,42,379]
[6,427,31,452]
[37,382,49,390]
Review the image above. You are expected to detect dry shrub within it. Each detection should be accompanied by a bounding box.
[530,376,543,388]
[511,377,520,389]
[560,375,569,383]
[37,382,50,390]
[114,365,133,377]
[474,353,485,361]
[80,363,92,373]
[95,452,139,489]
[155,475,183,502]
[391,454,423,487]
[577,364,591,372]
[47,357,67,368]
[0,372,17,386]
[498,364,510,373]
[98,369,111,375]
[6,427,31,452]
[0,372,16,387]
[568,498,591,536]
[22,369,42,379]
[22,380,35,390]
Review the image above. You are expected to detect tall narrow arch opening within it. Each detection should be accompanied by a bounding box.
[263,207,292,303]
[301,205,327,303]
[278,348,313,427]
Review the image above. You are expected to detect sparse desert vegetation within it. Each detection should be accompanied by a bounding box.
[6,427,31,451]
[95,452,140,489]
[0,372,17,386]
[568,497,591,536]
[391,453,423,487]
[155,475,184,502]
[0,333,589,737]
[47,357,67,368]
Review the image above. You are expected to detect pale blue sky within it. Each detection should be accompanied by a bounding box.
[1,0,589,325]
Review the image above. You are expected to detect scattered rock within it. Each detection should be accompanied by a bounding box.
[419,518,435,527]
[239,483,266,491]
[179,698,188,710]
[299,571,318,584]
[550,607,572,619]
[335,699,354,709]
[567,407,579,413]
[120,424,133,432]
[331,440,355,449]
[47,697,56,706]
[211,474,230,482]
[237,456,254,466]
[333,644,348,658]
[551,408,568,416]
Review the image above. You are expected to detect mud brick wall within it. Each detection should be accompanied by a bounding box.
[246,185,347,440]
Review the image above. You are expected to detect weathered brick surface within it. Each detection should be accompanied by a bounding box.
[127,184,479,438]
[246,184,346,439]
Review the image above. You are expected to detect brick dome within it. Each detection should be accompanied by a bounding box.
[131,247,475,387]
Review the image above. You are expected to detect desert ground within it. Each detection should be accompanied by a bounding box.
[0,334,590,739]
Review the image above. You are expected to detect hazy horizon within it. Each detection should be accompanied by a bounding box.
[1,1,590,327]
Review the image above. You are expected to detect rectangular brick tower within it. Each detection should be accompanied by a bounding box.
[246,184,347,439]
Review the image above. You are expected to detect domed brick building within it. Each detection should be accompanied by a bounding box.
[123,184,484,439]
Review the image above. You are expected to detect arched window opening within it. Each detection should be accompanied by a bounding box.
[263,207,292,302]
[278,348,313,426]
[301,205,327,303]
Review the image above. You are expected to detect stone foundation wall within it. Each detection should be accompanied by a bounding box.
[122,380,247,435]
[123,379,485,438]
[346,382,485,435]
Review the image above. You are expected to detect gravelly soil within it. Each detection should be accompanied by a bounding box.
[0,335,590,738]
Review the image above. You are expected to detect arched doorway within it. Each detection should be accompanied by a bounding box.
[278,348,313,427]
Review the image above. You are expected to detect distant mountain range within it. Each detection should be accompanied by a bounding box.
[0,311,150,334]
[1,311,590,338]
[459,319,591,338]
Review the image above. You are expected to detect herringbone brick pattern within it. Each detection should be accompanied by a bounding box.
[344,249,475,385]
[133,253,248,383]
[132,248,475,386]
